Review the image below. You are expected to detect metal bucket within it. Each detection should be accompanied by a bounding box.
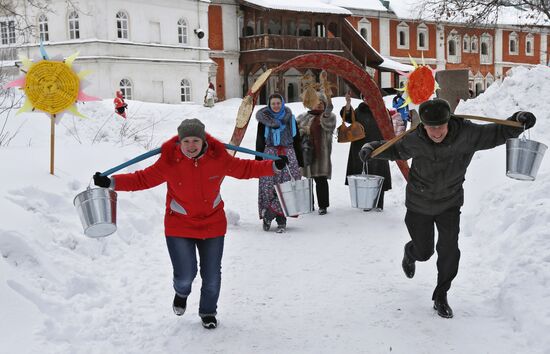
[347,174,385,209]
[73,187,118,238]
[506,137,547,181]
[275,177,314,217]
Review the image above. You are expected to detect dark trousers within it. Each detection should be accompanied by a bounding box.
[313,176,329,209]
[165,236,224,316]
[377,190,385,210]
[404,207,461,299]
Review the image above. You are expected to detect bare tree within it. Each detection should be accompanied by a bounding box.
[419,0,550,26]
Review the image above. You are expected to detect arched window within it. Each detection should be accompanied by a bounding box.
[449,40,456,56]
[68,11,80,39]
[509,32,518,55]
[397,22,409,49]
[116,11,129,39]
[417,23,428,50]
[358,18,371,43]
[480,33,492,64]
[481,42,488,55]
[178,18,188,44]
[38,14,49,42]
[471,36,478,52]
[0,20,15,44]
[418,32,425,48]
[447,29,461,63]
[525,33,534,56]
[119,78,133,100]
[463,34,470,52]
[180,79,191,102]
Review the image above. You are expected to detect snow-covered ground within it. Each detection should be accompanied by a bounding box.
[1,65,549,354]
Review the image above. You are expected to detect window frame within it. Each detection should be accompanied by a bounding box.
[38,14,49,42]
[463,34,470,53]
[397,22,409,49]
[116,11,129,40]
[525,33,534,56]
[177,18,188,44]
[68,10,80,40]
[509,31,518,55]
[417,23,429,51]
[119,78,133,100]
[180,79,191,102]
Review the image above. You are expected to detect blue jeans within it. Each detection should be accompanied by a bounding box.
[165,236,224,316]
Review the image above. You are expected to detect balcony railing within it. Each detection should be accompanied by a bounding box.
[240,35,343,52]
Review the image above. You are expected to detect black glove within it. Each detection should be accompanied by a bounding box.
[93,172,111,188]
[510,111,536,129]
[274,155,289,170]
[359,141,384,162]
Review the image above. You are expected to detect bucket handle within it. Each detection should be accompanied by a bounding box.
[361,160,369,176]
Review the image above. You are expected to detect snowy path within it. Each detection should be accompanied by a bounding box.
[2,142,533,354]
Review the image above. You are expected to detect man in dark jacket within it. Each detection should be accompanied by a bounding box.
[359,98,536,318]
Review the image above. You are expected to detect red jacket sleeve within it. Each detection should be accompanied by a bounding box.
[112,157,167,191]
[224,154,274,179]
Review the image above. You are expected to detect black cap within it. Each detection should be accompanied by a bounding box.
[419,98,451,126]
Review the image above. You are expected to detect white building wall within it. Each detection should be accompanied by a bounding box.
[220,1,241,99]
[14,0,213,104]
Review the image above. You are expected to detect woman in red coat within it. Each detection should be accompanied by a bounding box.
[93,118,288,329]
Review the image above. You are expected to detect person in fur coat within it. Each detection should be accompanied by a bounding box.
[296,92,336,215]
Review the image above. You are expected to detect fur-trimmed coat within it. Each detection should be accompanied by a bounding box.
[296,105,337,178]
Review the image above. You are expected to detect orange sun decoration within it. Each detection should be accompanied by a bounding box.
[397,55,439,106]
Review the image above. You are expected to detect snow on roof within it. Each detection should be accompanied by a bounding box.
[378,56,414,72]
[388,0,549,26]
[243,0,352,15]
[328,0,388,12]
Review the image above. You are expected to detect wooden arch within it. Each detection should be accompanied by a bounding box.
[231,53,409,179]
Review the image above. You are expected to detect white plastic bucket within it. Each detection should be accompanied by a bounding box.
[347,174,384,209]
[73,187,117,238]
[275,177,314,217]
[506,137,547,181]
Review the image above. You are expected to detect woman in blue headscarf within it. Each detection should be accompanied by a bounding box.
[256,93,303,233]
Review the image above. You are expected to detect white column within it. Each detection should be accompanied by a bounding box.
[494,28,503,80]
[541,33,548,65]
[379,17,391,87]
[435,24,446,70]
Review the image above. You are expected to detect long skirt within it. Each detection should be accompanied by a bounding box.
[258,146,301,222]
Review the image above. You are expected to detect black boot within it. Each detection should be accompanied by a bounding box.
[201,315,218,329]
[402,245,415,279]
[433,293,453,318]
[172,293,187,316]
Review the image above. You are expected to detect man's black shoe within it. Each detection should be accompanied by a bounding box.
[402,245,415,279]
[172,294,187,316]
[433,294,454,318]
[201,315,218,329]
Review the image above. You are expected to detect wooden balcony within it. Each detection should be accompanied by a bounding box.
[239,35,345,65]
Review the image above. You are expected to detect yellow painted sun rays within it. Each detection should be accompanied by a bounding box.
[5,50,99,117]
